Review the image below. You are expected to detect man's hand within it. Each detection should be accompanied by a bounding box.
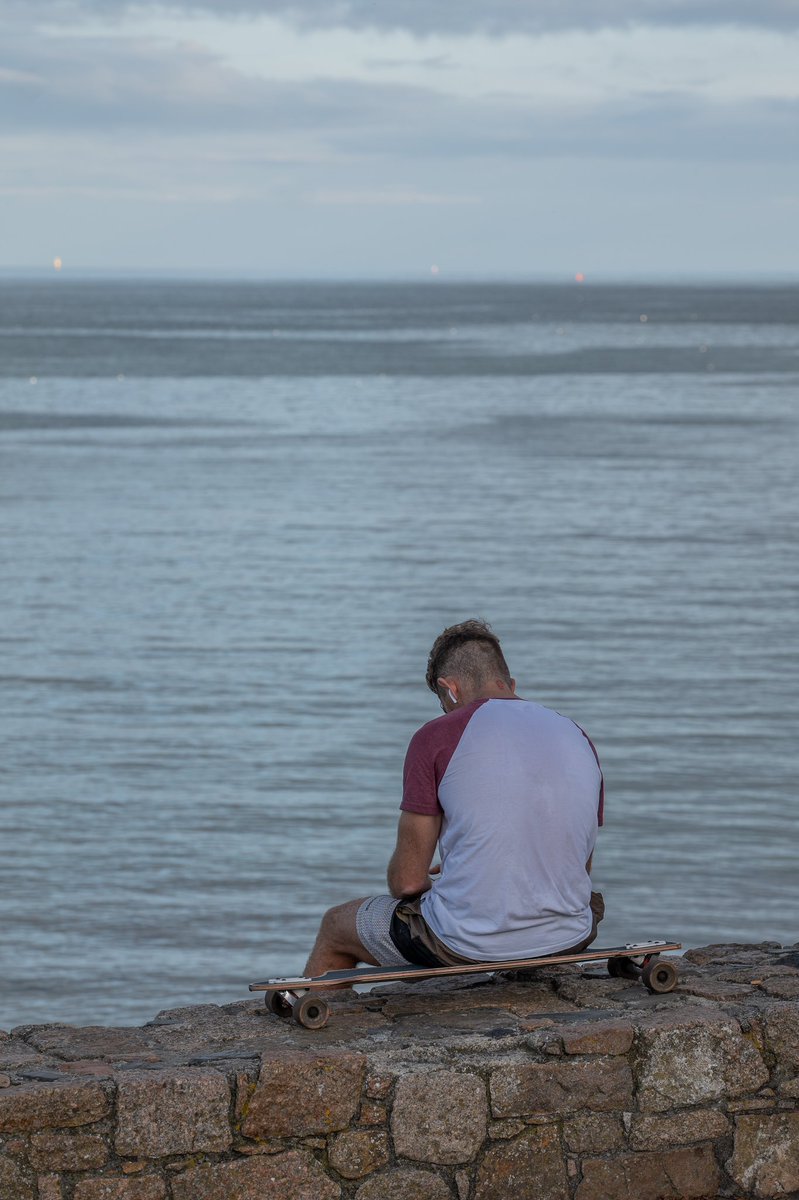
[387,811,442,899]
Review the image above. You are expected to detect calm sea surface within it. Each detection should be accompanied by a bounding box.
[1,279,797,1028]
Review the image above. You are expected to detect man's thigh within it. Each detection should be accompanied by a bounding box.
[319,897,378,964]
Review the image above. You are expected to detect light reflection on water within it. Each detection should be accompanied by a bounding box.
[0,281,797,1026]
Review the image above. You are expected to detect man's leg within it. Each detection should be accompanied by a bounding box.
[304,897,379,977]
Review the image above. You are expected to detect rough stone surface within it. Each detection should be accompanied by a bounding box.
[328,1129,389,1178]
[562,1112,625,1154]
[763,1005,799,1073]
[0,1040,55,1072]
[29,1130,109,1171]
[36,1176,62,1200]
[3,942,799,1200]
[490,1058,633,1117]
[242,1053,366,1139]
[488,1119,526,1140]
[727,1113,799,1198]
[757,977,799,999]
[629,1109,731,1150]
[72,1179,166,1200]
[358,1100,387,1126]
[171,1152,339,1200]
[392,1070,487,1164]
[355,1168,452,1200]
[635,1011,769,1111]
[364,1073,394,1100]
[0,1080,111,1132]
[561,1019,634,1056]
[0,1155,34,1200]
[115,1068,231,1157]
[576,1146,721,1200]
[475,1126,568,1200]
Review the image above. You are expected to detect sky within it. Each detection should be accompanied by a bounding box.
[2,0,798,278]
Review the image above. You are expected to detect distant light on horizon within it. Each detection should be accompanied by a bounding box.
[53,257,63,271]
[430,264,440,276]
[575,272,585,283]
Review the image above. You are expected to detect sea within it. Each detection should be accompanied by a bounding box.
[0,278,797,1029]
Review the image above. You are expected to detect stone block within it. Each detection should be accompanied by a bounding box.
[763,1006,799,1073]
[73,1179,166,1200]
[727,1112,799,1197]
[488,1119,526,1140]
[329,1129,389,1178]
[364,1073,394,1100]
[562,1112,625,1154]
[475,1126,568,1200]
[0,1081,111,1132]
[634,1012,769,1111]
[490,1058,632,1118]
[0,1040,55,1072]
[29,1131,109,1171]
[629,1109,730,1150]
[358,1100,387,1126]
[37,1176,62,1200]
[355,1168,452,1200]
[758,977,799,999]
[727,1097,775,1113]
[524,1029,563,1056]
[241,1052,365,1139]
[0,1077,10,1089]
[0,1155,34,1200]
[392,1070,487,1165]
[561,1019,634,1056]
[115,1069,230,1158]
[170,1151,339,1200]
[576,1146,720,1200]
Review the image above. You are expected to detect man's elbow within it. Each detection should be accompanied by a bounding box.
[388,871,430,900]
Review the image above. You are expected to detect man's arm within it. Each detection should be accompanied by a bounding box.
[387,811,442,900]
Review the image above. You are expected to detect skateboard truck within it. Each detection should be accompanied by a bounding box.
[264,989,331,1030]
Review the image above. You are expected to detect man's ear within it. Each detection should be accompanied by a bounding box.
[437,676,458,703]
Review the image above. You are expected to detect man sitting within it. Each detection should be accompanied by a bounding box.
[304,619,604,977]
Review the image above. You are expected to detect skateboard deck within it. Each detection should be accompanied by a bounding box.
[251,939,681,1029]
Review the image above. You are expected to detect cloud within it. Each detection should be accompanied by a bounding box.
[1,23,796,168]
[308,188,480,205]
[22,0,799,34]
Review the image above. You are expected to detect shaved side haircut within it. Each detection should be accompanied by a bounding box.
[426,619,512,699]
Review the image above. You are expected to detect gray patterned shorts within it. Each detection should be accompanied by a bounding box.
[355,895,416,968]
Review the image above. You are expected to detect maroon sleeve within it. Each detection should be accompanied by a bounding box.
[401,700,487,816]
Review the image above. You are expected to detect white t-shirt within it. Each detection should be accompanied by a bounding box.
[401,697,603,960]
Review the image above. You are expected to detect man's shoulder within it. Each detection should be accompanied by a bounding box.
[408,699,486,750]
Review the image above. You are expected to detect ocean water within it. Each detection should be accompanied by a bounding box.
[0,279,797,1028]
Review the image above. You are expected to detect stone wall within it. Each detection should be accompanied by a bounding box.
[2,943,799,1200]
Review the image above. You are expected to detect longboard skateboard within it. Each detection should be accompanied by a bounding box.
[250,939,681,1029]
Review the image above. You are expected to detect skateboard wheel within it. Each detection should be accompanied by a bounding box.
[292,994,330,1030]
[608,956,641,980]
[642,958,678,994]
[265,990,292,1018]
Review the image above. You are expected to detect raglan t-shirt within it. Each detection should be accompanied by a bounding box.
[401,697,604,961]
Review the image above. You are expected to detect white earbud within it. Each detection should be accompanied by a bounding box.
[447,689,457,704]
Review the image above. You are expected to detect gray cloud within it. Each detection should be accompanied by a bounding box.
[21,0,799,34]
[1,23,796,169]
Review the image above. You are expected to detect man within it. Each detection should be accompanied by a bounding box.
[304,619,604,977]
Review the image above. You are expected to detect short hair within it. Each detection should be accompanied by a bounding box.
[425,619,512,697]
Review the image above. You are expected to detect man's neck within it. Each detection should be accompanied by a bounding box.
[468,684,519,704]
